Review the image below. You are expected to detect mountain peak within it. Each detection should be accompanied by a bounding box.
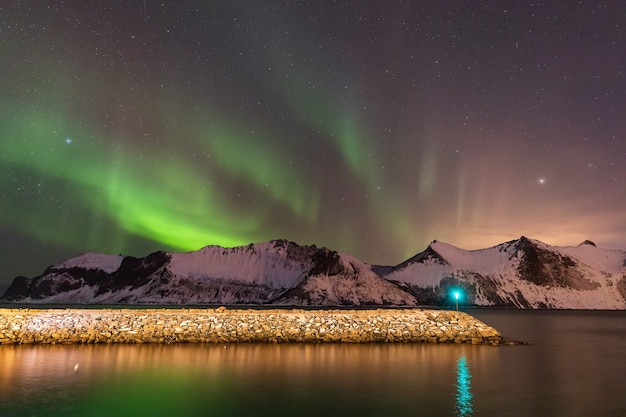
[579,240,596,247]
[518,235,535,245]
[55,252,125,274]
[2,237,625,309]
[381,237,626,309]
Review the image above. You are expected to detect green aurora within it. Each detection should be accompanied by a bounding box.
[1,1,625,288]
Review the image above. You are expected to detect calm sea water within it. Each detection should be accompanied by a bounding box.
[0,309,624,417]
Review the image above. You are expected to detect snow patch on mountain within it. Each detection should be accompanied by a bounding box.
[276,252,418,306]
[2,237,624,309]
[379,237,626,309]
[56,252,125,274]
[168,241,311,289]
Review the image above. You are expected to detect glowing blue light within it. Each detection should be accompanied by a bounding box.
[454,291,460,300]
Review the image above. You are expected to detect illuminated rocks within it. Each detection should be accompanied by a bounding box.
[0,308,502,345]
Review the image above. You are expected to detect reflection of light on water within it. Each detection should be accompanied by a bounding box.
[455,354,473,417]
[0,344,488,414]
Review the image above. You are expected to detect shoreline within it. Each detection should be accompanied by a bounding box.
[0,307,503,345]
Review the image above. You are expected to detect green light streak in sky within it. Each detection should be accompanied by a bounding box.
[192,114,320,223]
[1,108,266,252]
[100,152,259,251]
[277,75,424,251]
[285,78,381,192]
[222,12,383,198]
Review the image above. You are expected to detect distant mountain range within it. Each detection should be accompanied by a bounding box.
[2,237,625,309]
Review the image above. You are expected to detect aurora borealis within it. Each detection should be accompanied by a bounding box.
[1,1,625,291]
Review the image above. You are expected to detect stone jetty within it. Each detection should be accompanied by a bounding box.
[0,307,502,345]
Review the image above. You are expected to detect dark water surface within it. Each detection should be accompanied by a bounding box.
[0,309,624,417]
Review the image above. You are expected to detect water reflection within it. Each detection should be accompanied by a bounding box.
[0,343,493,417]
[455,354,473,417]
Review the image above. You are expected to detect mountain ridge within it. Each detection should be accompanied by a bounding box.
[2,237,625,309]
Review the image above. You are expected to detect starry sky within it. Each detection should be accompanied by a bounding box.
[1,1,625,291]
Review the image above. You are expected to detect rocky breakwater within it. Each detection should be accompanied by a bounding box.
[0,308,502,345]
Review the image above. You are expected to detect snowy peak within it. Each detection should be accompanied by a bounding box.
[513,237,596,290]
[54,252,125,274]
[106,251,171,293]
[391,241,450,270]
[383,239,516,279]
[167,239,318,289]
[380,236,626,309]
[2,237,625,309]
[1,240,417,306]
[276,251,418,306]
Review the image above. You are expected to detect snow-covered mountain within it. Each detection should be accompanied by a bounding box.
[2,237,624,308]
[375,237,626,309]
[274,251,418,306]
[0,240,418,306]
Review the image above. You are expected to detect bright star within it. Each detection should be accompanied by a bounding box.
[65,138,73,144]
[538,177,545,185]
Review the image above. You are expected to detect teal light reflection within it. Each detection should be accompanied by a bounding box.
[455,354,474,417]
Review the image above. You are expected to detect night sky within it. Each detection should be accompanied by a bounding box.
[1,1,625,291]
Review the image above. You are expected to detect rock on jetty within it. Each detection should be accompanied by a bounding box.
[0,307,502,345]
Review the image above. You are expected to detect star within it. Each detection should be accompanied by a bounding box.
[0,0,625,292]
